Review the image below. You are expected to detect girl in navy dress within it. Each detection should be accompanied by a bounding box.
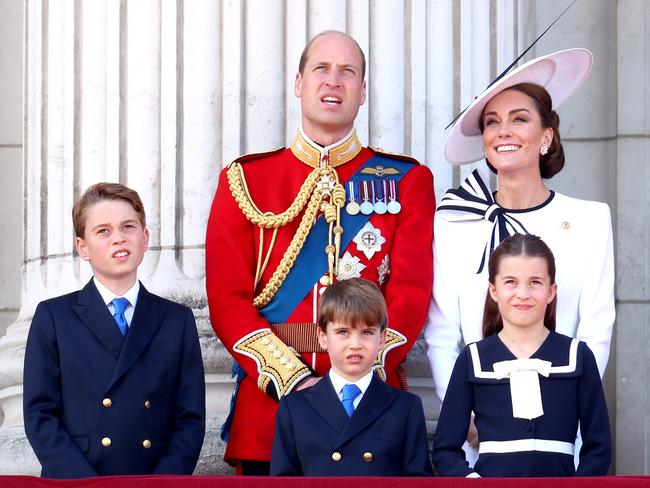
[432,234,611,477]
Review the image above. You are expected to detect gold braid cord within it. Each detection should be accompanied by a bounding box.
[233,328,311,398]
[227,161,345,308]
[372,328,408,381]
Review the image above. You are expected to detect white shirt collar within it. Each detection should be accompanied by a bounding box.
[298,126,357,154]
[328,368,374,398]
[93,276,140,309]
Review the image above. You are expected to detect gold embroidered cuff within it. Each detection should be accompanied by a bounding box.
[233,328,311,398]
[372,328,408,381]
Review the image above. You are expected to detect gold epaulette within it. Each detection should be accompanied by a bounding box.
[233,328,311,398]
[226,147,285,167]
[368,146,423,166]
[372,328,408,381]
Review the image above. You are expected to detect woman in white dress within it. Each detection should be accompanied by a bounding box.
[425,49,615,456]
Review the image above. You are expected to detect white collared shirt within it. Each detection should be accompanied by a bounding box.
[93,277,140,326]
[328,369,373,411]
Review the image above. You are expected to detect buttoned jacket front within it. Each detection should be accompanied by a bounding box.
[271,373,432,476]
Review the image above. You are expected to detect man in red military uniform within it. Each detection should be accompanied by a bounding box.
[206,30,434,475]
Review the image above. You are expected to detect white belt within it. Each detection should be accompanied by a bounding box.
[479,439,574,456]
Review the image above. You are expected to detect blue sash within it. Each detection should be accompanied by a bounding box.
[260,155,415,323]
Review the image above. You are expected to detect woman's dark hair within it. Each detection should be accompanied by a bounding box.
[480,82,565,179]
[482,233,557,337]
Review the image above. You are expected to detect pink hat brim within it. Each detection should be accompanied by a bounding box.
[444,48,593,166]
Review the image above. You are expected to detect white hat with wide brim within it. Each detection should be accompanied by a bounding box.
[444,48,593,166]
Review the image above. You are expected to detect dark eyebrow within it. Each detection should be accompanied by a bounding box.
[484,108,531,118]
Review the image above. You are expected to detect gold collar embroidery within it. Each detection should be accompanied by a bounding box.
[290,130,362,168]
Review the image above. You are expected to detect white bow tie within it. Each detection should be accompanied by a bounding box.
[493,358,552,420]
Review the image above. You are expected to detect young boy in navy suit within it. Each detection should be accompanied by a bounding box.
[23,183,205,479]
[270,278,432,476]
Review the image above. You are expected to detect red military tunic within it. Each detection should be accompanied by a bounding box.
[206,130,434,464]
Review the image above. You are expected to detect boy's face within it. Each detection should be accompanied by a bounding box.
[317,321,386,382]
[75,199,149,292]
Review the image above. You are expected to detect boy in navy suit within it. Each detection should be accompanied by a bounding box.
[23,183,205,478]
[270,278,432,476]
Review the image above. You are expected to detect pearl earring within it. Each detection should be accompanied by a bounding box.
[540,146,549,156]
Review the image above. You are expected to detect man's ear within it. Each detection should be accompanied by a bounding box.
[294,72,303,98]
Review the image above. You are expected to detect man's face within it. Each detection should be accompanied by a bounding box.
[294,33,366,145]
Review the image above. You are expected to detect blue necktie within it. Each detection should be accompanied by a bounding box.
[341,383,361,417]
[111,297,130,337]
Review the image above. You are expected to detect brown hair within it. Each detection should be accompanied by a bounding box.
[482,233,557,337]
[318,278,387,332]
[72,182,146,238]
[298,30,366,79]
[480,82,565,179]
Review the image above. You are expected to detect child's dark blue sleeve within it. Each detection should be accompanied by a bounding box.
[270,395,303,476]
[575,343,611,476]
[401,395,434,476]
[431,347,476,477]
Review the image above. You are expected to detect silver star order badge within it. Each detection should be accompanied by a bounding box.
[353,222,386,260]
[336,251,366,280]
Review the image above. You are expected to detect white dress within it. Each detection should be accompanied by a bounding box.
[425,169,615,403]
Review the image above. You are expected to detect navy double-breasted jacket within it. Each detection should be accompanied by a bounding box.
[271,372,432,476]
[23,279,205,478]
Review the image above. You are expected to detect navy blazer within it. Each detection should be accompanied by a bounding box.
[23,279,206,479]
[270,373,432,476]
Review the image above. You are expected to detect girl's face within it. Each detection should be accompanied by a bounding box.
[481,89,553,178]
[489,255,557,331]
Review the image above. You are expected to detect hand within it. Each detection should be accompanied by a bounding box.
[466,416,479,449]
[295,376,321,391]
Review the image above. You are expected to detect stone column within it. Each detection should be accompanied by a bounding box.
[615,0,650,475]
[0,0,523,475]
[0,0,23,338]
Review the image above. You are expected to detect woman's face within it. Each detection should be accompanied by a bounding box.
[481,89,553,178]
[489,255,557,332]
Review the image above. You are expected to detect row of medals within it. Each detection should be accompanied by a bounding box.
[345,179,401,216]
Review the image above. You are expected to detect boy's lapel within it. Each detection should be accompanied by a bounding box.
[108,284,164,390]
[304,375,349,433]
[73,279,124,359]
[333,374,399,449]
